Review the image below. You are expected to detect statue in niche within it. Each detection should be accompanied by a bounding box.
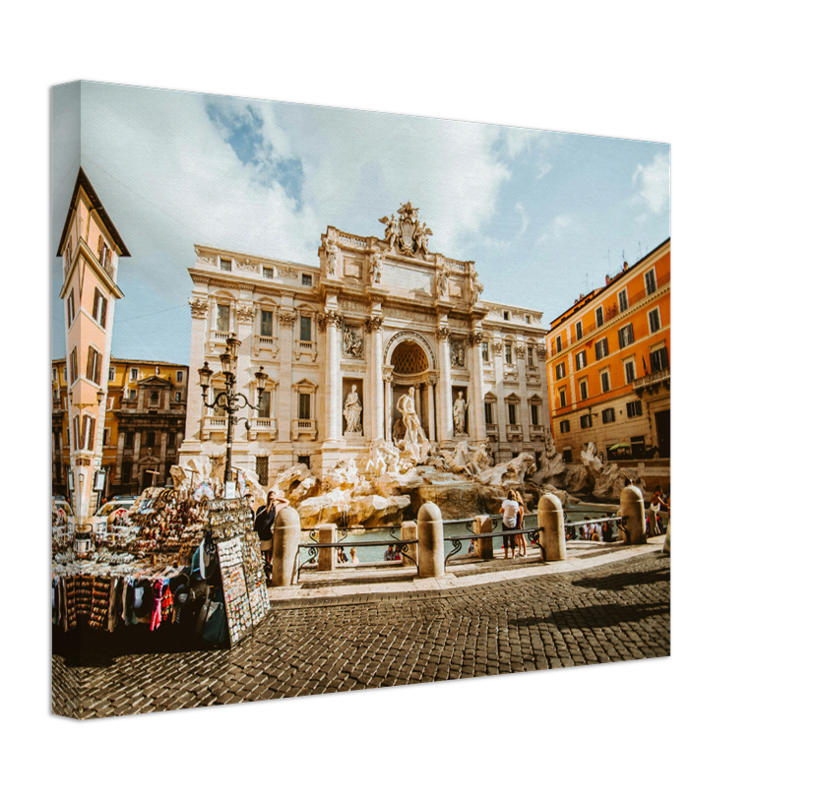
[436,267,450,297]
[343,326,363,358]
[325,240,339,276]
[450,339,465,368]
[453,391,468,435]
[396,387,428,447]
[369,250,382,284]
[344,385,363,435]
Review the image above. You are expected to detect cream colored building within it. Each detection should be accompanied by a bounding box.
[179,203,549,482]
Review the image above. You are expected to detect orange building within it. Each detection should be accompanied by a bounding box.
[52,357,189,500]
[546,238,670,467]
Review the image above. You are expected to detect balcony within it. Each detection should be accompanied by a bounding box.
[291,418,318,440]
[295,339,318,362]
[531,424,545,439]
[253,335,279,359]
[506,423,523,441]
[634,368,670,396]
[249,417,278,441]
[485,423,498,439]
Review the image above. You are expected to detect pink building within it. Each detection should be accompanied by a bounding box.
[56,168,130,523]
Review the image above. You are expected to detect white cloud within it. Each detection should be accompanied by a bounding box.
[515,202,529,236]
[537,214,573,245]
[632,152,670,215]
[536,162,552,179]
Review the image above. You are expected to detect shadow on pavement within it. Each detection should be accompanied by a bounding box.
[570,565,670,592]
[511,600,670,630]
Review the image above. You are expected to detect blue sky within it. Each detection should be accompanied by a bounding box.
[51,81,669,365]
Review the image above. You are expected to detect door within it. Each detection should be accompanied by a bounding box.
[654,409,670,458]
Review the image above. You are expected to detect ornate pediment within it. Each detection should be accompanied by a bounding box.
[379,201,433,259]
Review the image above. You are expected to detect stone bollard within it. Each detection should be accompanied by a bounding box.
[473,515,493,559]
[537,494,566,561]
[272,506,302,586]
[400,521,417,567]
[620,486,647,545]
[663,519,671,554]
[417,502,445,578]
[317,524,337,571]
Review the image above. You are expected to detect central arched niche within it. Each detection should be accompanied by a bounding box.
[391,340,428,375]
[389,339,432,441]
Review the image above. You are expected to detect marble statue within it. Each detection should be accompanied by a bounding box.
[343,326,363,358]
[451,340,465,368]
[396,387,427,447]
[379,214,399,249]
[369,250,382,284]
[344,385,363,434]
[436,267,450,296]
[453,391,468,435]
[325,240,339,275]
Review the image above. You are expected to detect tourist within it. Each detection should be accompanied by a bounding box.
[650,485,668,535]
[468,539,475,554]
[384,544,395,561]
[601,520,613,542]
[337,546,349,564]
[512,490,527,556]
[500,490,520,559]
[254,491,289,576]
[350,547,359,565]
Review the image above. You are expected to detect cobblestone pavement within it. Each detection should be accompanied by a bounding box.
[52,552,670,718]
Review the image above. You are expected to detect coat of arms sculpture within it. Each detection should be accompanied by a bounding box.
[379,201,433,258]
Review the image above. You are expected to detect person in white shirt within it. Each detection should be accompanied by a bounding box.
[501,490,520,558]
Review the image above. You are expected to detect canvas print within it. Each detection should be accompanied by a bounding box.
[51,81,670,719]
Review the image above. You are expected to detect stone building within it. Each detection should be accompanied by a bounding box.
[52,357,189,499]
[179,203,549,482]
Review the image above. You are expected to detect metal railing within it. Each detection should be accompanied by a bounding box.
[293,510,651,581]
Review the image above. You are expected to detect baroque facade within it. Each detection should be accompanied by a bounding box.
[179,203,549,482]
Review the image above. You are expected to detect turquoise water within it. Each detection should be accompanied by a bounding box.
[303,503,619,566]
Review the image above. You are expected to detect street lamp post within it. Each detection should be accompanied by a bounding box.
[198,333,268,492]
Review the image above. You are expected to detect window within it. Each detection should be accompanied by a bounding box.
[103,428,110,446]
[70,348,78,384]
[525,314,531,324]
[263,267,274,279]
[261,310,274,337]
[527,346,535,364]
[125,432,135,449]
[63,366,67,382]
[176,371,184,383]
[298,392,312,420]
[648,308,661,333]
[627,400,643,418]
[72,416,80,450]
[530,404,540,426]
[624,360,636,384]
[92,289,108,328]
[504,343,513,364]
[507,403,518,425]
[601,371,611,393]
[555,362,566,380]
[302,273,313,287]
[258,390,271,418]
[145,431,156,448]
[556,335,562,353]
[130,368,139,381]
[108,367,115,382]
[81,415,96,450]
[53,388,59,402]
[579,380,588,401]
[618,324,635,349]
[559,389,566,408]
[563,447,573,463]
[650,347,669,372]
[67,290,75,325]
[174,391,182,403]
[216,304,230,332]
[560,420,570,434]
[575,350,587,370]
[618,288,629,313]
[602,408,615,424]
[128,389,136,400]
[52,367,58,382]
[595,338,609,360]
[503,310,510,321]
[256,456,269,485]
[86,347,102,384]
[481,341,490,362]
[645,269,657,295]
[220,257,232,272]
[484,401,495,424]
[300,315,312,342]
[580,414,593,429]
[596,307,604,327]
[575,321,583,341]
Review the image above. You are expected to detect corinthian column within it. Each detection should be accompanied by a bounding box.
[437,324,453,445]
[325,310,343,442]
[367,315,384,440]
[470,330,487,443]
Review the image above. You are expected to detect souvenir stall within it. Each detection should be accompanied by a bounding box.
[51,482,270,650]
